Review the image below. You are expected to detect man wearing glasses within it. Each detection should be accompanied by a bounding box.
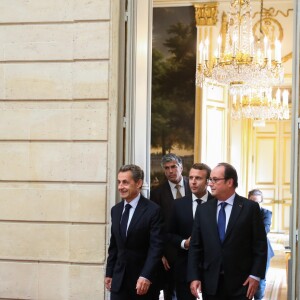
[187,162,267,300]
[150,153,191,300]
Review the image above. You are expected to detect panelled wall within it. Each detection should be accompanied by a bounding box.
[0,1,115,299]
[249,120,292,232]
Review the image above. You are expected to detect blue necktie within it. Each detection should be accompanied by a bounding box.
[120,204,132,240]
[218,202,227,243]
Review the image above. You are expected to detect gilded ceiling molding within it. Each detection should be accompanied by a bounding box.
[194,2,218,26]
[252,8,293,19]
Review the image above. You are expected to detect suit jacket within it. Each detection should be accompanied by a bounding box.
[260,207,275,261]
[187,194,267,296]
[106,195,164,293]
[150,176,191,263]
[167,192,214,283]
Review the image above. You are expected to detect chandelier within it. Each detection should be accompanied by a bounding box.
[196,0,289,120]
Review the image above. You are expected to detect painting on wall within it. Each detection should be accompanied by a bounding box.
[151,6,197,186]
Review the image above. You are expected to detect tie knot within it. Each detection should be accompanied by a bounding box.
[220,202,227,209]
[124,203,132,211]
[175,184,181,190]
[196,199,202,205]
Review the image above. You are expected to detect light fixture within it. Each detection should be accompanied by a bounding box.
[196,0,289,120]
[231,87,289,120]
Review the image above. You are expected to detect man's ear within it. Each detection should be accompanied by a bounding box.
[137,179,143,189]
[227,178,234,187]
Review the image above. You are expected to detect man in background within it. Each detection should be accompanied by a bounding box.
[105,164,163,299]
[151,153,191,300]
[168,163,213,300]
[248,189,275,300]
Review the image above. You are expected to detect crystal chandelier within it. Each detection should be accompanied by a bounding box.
[196,0,289,120]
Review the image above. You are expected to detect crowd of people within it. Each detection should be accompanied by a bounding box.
[104,153,273,300]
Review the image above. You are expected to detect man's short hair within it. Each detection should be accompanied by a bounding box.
[248,189,263,201]
[217,162,238,188]
[119,164,144,182]
[160,153,183,168]
[191,163,211,180]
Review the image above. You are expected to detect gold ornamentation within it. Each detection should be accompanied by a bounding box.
[194,3,218,26]
[253,17,283,47]
[253,8,293,19]
[282,52,292,63]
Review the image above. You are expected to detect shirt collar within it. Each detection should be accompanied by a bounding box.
[168,177,184,189]
[217,193,235,206]
[192,191,209,203]
[124,194,140,209]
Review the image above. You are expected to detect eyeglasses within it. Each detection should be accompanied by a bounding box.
[208,177,226,184]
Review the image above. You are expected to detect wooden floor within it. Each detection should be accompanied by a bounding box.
[265,233,289,300]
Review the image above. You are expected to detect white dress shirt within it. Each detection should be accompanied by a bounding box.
[121,194,140,234]
[168,177,185,199]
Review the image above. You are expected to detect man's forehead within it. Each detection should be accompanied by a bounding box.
[118,171,132,180]
[189,168,206,176]
[211,166,224,175]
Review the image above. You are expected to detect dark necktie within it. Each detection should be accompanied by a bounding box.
[120,204,132,240]
[196,199,203,205]
[175,184,182,199]
[218,202,228,243]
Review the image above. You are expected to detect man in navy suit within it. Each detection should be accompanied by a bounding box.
[168,163,213,300]
[151,153,192,300]
[248,189,275,300]
[187,162,267,300]
[105,164,164,300]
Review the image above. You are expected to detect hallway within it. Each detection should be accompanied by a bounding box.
[265,233,289,300]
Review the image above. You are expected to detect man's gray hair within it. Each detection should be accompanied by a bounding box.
[160,153,183,168]
[248,189,263,201]
[119,164,144,182]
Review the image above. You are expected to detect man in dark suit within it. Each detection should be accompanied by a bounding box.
[187,162,267,300]
[248,189,275,300]
[105,164,164,300]
[150,153,191,300]
[168,163,213,300]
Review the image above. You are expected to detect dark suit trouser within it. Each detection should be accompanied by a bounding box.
[110,275,157,300]
[202,275,249,300]
[152,263,176,300]
[175,281,196,300]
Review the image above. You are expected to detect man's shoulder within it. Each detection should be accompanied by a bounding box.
[235,194,260,209]
[173,194,192,206]
[139,195,161,211]
[151,180,169,192]
[261,207,272,215]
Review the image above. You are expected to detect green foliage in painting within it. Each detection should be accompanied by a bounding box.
[151,22,196,155]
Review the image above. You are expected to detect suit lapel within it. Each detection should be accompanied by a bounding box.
[185,195,194,223]
[114,202,124,239]
[208,199,220,241]
[225,195,244,240]
[126,196,147,237]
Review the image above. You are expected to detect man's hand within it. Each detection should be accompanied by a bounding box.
[136,277,151,295]
[184,237,191,249]
[162,256,170,271]
[104,277,112,290]
[243,276,259,299]
[190,280,202,298]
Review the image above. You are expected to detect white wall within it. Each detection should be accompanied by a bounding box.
[0,0,116,299]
